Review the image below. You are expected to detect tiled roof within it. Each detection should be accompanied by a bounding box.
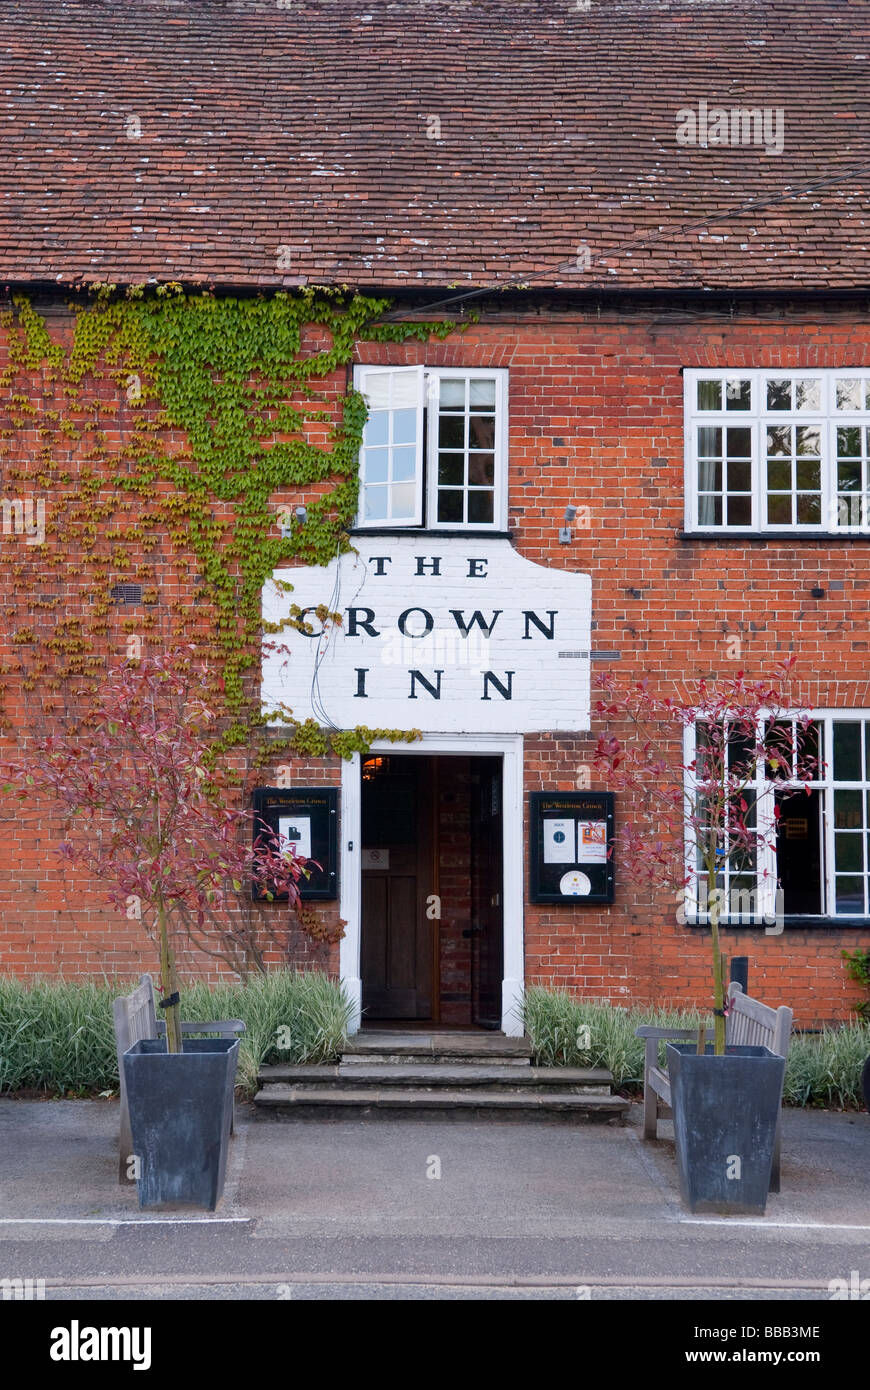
[2,0,869,293]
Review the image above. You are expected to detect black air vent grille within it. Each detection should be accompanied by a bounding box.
[110,584,143,604]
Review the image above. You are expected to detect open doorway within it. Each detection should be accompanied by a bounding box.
[359,754,504,1027]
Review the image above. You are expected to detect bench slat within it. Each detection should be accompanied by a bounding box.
[635,1026,713,1041]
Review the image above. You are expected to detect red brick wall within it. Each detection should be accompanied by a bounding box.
[2,299,869,1024]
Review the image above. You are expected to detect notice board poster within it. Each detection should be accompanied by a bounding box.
[251,787,338,900]
[529,792,614,904]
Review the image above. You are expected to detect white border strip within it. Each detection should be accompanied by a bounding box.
[0,1217,251,1226]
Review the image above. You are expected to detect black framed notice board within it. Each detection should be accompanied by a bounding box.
[529,792,615,904]
[251,787,338,901]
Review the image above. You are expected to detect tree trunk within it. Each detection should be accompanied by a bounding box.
[157,899,182,1053]
[707,861,726,1056]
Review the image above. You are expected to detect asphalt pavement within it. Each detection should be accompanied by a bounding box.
[1,1097,868,1300]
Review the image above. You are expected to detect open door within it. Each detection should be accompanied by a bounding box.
[360,756,435,1019]
[775,787,823,914]
[470,757,504,1029]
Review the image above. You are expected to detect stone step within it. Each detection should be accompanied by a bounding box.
[341,1052,531,1068]
[258,1063,613,1092]
[253,1083,629,1122]
[342,1031,533,1064]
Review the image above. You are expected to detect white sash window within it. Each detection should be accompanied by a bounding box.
[684,713,870,923]
[354,366,508,530]
[685,369,870,534]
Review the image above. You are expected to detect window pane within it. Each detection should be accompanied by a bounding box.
[837,426,861,457]
[767,425,791,457]
[699,461,722,491]
[833,724,862,781]
[834,789,863,828]
[698,426,722,456]
[438,453,464,486]
[767,460,791,489]
[392,373,419,408]
[392,447,416,482]
[796,494,821,524]
[438,490,463,523]
[468,491,494,524]
[796,426,821,456]
[362,373,392,409]
[836,379,862,411]
[766,719,820,780]
[726,427,751,456]
[767,379,791,410]
[838,461,861,491]
[835,876,865,913]
[392,408,417,446]
[468,454,495,486]
[391,482,416,519]
[363,485,388,520]
[801,719,823,774]
[469,378,496,407]
[364,448,389,483]
[698,494,722,525]
[727,494,752,525]
[835,834,864,872]
[364,410,389,447]
[795,379,821,411]
[468,415,495,449]
[728,460,751,490]
[438,415,465,449]
[767,494,791,525]
[726,727,756,772]
[725,379,751,410]
[439,378,466,408]
[697,380,722,410]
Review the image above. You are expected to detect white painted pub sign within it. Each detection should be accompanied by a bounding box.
[261,536,591,734]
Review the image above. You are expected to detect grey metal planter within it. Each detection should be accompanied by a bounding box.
[666,1043,786,1216]
[122,1037,239,1211]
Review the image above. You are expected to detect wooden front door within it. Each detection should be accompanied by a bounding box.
[360,756,435,1019]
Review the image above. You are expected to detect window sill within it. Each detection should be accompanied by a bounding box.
[686,916,870,930]
[349,528,514,540]
[679,530,870,544]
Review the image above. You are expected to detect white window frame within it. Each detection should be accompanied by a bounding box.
[684,368,870,535]
[425,367,509,531]
[354,364,425,528]
[684,710,870,923]
[353,365,508,531]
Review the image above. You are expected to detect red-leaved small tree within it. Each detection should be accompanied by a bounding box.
[592,659,819,1054]
[5,649,310,1052]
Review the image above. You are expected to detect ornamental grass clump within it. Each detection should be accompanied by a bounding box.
[0,970,352,1097]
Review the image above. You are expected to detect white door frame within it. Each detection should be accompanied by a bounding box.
[339,734,524,1036]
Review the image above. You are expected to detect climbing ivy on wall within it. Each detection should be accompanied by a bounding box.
[0,284,463,762]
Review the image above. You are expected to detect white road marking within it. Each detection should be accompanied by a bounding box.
[681,1218,870,1231]
[0,1216,251,1226]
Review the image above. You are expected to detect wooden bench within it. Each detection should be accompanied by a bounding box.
[113,974,245,1184]
[636,983,792,1191]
